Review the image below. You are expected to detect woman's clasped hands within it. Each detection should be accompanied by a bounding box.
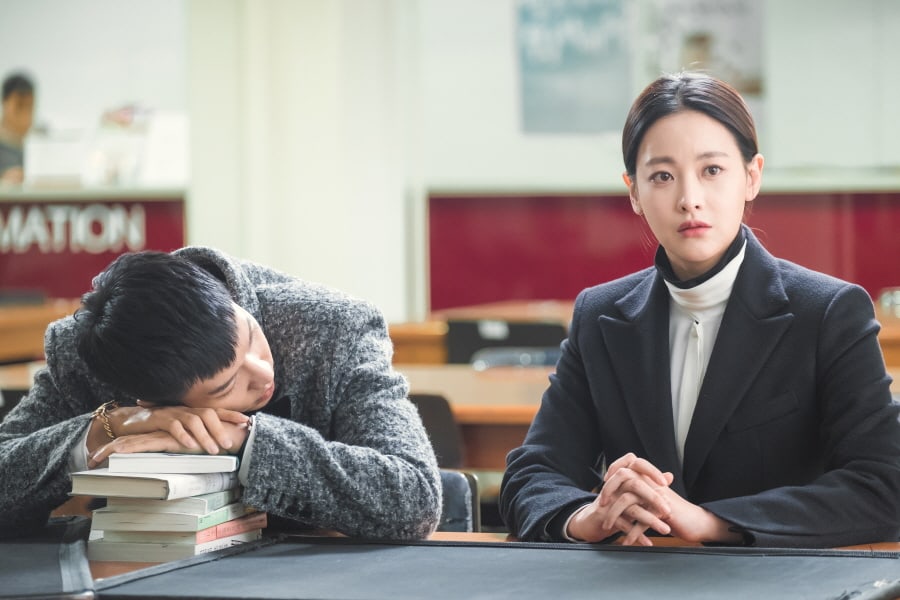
[565,452,739,546]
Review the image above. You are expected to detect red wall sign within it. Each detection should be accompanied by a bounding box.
[428,192,900,311]
[0,196,185,298]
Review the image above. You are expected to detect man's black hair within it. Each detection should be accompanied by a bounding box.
[2,72,34,102]
[75,251,238,404]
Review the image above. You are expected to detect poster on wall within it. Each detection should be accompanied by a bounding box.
[516,0,632,134]
[516,0,764,134]
[634,0,764,126]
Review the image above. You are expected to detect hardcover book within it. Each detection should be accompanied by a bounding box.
[108,452,239,474]
[91,501,254,532]
[87,530,262,562]
[70,468,238,500]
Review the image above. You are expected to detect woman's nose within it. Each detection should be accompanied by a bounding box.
[678,178,703,211]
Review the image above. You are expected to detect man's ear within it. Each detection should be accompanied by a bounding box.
[623,172,642,216]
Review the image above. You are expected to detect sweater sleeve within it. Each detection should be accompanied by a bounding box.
[0,321,98,538]
[239,297,442,540]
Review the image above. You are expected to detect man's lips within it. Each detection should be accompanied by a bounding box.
[257,382,275,404]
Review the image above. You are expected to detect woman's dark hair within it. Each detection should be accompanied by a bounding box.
[622,72,759,177]
[75,251,237,404]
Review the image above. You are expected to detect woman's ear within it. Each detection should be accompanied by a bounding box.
[745,154,764,202]
[624,172,642,216]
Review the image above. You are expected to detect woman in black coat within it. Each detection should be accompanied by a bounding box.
[500,72,900,548]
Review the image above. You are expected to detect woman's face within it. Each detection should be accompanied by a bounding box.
[626,110,763,281]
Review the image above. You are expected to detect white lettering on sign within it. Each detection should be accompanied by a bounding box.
[0,204,146,254]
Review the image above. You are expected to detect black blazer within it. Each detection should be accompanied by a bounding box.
[500,227,900,547]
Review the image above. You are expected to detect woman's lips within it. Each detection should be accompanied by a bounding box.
[679,221,710,236]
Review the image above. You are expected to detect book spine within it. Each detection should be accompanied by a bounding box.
[105,488,240,514]
[212,511,268,540]
[87,531,261,562]
[196,502,253,530]
[165,472,238,499]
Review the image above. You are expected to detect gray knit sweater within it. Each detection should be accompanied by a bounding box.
[0,247,441,540]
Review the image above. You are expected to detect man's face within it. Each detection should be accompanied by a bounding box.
[2,91,34,138]
[180,304,276,413]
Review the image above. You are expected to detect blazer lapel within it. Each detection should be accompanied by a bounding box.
[599,272,683,485]
[682,231,793,490]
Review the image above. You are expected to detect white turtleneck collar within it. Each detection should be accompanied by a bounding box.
[667,239,747,467]
[665,240,747,315]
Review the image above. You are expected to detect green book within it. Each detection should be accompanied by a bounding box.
[91,502,254,532]
[103,488,241,515]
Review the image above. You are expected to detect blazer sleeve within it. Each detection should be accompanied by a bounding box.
[238,300,442,541]
[500,290,603,541]
[703,285,900,547]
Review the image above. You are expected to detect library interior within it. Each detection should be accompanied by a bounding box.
[2,1,900,599]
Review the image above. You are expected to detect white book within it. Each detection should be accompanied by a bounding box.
[103,488,241,515]
[91,502,254,532]
[108,453,239,474]
[87,530,261,562]
[71,468,238,500]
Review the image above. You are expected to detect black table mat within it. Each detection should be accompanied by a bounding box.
[0,517,95,599]
[95,537,900,600]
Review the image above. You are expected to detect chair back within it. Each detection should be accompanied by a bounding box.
[409,393,463,469]
[438,469,480,532]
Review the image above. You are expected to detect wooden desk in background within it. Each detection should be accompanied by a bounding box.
[396,363,549,470]
[393,299,900,368]
[395,361,900,471]
[876,306,900,368]
[0,299,80,363]
[430,299,574,326]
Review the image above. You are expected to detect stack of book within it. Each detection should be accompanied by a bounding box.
[72,453,267,562]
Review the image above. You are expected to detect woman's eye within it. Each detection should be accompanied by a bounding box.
[705,165,722,176]
[649,172,672,183]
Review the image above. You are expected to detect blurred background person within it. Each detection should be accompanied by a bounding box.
[0,71,35,186]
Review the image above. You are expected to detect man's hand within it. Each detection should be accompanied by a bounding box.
[87,403,250,466]
[88,420,251,468]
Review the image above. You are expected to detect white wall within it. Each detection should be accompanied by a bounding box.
[419,0,900,190]
[0,0,186,129]
[4,0,899,320]
[186,0,416,321]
